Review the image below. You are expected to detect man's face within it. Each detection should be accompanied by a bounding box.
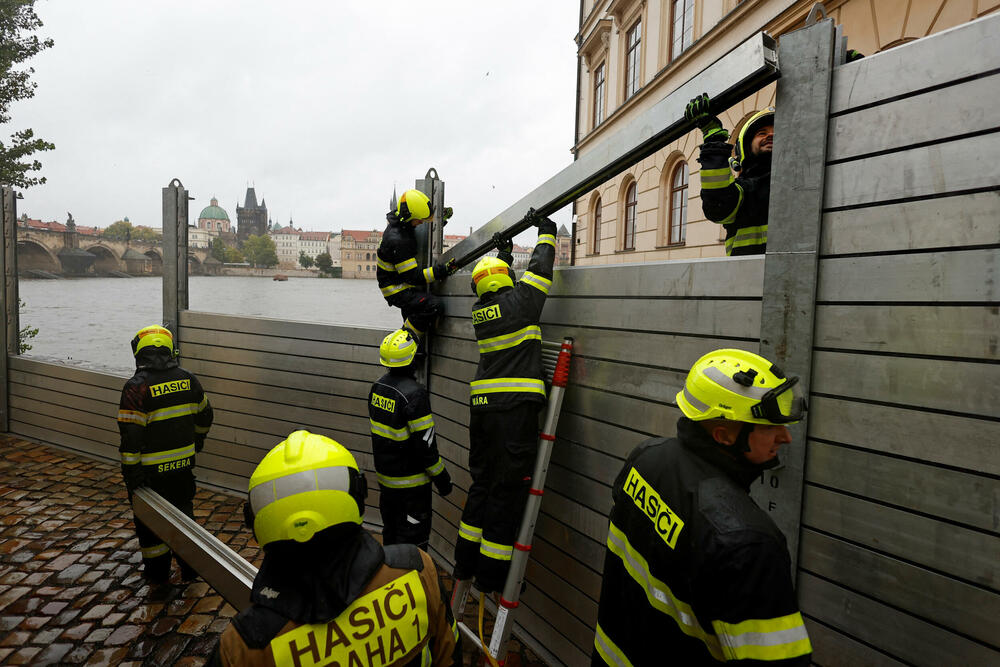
[750,124,774,156]
[743,423,791,465]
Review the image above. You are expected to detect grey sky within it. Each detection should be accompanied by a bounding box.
[18,1,579,238]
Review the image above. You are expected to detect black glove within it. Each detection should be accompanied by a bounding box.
[433,258,460,279]
[122,464,147,493]
[442,206,453,221]
[492,232,513,255]
[433,470,453,497]
[846,49,865,62]
[386,211,402,225]
[195,436,205,453]
[685,93,728,142]
[523,207,543,227]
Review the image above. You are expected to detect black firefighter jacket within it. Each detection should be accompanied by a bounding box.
[376,216,446,302]
[593,417,811,666]
[469,217,557,413]
[697,138,771,256]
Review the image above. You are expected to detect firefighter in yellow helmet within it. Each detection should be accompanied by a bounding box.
[593,349,812,666]
[453,211,557,595]
[117,325,213,583]
[369,329,453,551]
[211,430,461,666]
[377,189,458,343]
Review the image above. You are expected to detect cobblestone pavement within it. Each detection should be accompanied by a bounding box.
[0,436,547,666]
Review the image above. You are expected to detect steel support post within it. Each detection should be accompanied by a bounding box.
[414,169,444,383]
[754,19,835,570]
[0,187,17,432]
[161,179,189,341]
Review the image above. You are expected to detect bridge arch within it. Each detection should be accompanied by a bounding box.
[83,243,121,274]
[144,249,163,275]
[16,239,60,274]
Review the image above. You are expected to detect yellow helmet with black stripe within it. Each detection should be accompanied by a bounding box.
[471,256,514,298]
[396,189,433,223]
[130,325,174,357]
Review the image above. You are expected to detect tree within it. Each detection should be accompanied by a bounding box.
[224,246,244,263]
[0,1,55,189]
[101,220,133,241]
[211,237,228,262]
[242,234,278,268]
[298,251,314,269]
[16,298,37,352]
[315,252,333,276]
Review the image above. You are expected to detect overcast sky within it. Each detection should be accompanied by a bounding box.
[17,1,580,238]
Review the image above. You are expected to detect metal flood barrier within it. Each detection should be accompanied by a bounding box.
[2,15,999,666]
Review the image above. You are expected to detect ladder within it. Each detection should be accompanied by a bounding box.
[451,336,574,665]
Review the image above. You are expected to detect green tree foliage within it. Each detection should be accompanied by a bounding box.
[211,237,228,262]
[16,297,37,352]
[315,251,333,275]
[0,1,55,189]
[225,246,244,263]
[298,251,314,269]
[242,234,278,268]
[101,220,160,243]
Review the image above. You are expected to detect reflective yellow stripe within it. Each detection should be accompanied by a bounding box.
[120,451,141,465]
[521,271,551,294]
[380,283,411,297]
[370,418,409,442]
[537,234,556,248]
[726,224,768,254]
[713,613,812,661]
[117,409,147,426]
[458,521,482,543]
[395,257,418,273]
[479,539,512,561]
[377,257,395,271]
[403,318,424,336]
[607,521,724,660]
[425,457,445,476]
[146,402,201,424]
[141,444,196,466]
[377,471,430,488]
[194,424,210,434]
[594,622,635,667]
[422,267,436,282]
[141,543,169,559]
[477,325,542,354]
[408,415,434,432]
[470,377,546,397]
[700,167,734,190]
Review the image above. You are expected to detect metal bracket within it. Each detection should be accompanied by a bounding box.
[805,2,827,26]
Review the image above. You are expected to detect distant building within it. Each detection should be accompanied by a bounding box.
[189,226,211,249]
[236,187,268,242]
[340,229,382,280]
[555,224,572,265]
[197,197,231,234]
[443,234,468,253]
[299,231,330,267]
[327,233,342,268]
[271,224,301,268]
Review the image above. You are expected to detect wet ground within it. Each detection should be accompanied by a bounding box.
[0,435,546,666]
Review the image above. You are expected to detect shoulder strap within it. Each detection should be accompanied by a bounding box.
[382,543,423,572]
[232,604,289,649]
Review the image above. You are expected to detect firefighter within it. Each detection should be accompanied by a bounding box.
[453,211,557,594]
[369,328,454,551]
[117,325,213,583]
[592,348,812,666]
[210,430,461,666]
[685,93,774,256]
[377,188,458,343]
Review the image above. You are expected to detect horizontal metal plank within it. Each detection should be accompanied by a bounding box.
[800,529,999,646]
[180,327,383,367]
[803,618,906,667]
[818,248,999,302]
[807,396,1000,476]
[519,558,598,654]
[562,383,677,437]
[183,350,380,390]
[9,393,116,434]
[828,73,1000,162]
[811,350,999,418]
[820,191,1000,256]
[829,13,1000,113]
[802,485,999,591]
[7,420,118,464]
[799,571,1000,665]
[8,356,125,393]
[543,297,761,339]
[8,379,118,420]
[181,310,392,346]
[198,375,369,418]
[550,439,625,488]
[814,304,1000,360]
[824,134,1000,209]
[545,461,613,516]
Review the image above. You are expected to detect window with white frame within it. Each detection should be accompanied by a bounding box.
[593,62,606,127]
[668,161,688,244]
[671,0,694,61]
[623,182,637,250]
[625,19,642,100]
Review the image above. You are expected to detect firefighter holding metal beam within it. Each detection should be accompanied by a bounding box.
[453,211,557,595]
[117,325,213,584]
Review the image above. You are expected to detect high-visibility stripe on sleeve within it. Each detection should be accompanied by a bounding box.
[380,283,411,297]
[194,424,210,434]
[479,538,513,562]
[725,224,768,255]
[376,471,430,488]
[422,267,436,283]
[146,403,201,425]
[377,257,395,272]
[408,414,434,432]
[594,622,636,667]
[717,183,744,226]
[520,271,551,294]
[370,419,409,442]
[713,613,812,661]
[458,521,482,544]
[141,444,195,466]
[198,396,209,411]
[403,318,424,336]
[395,257,419,273]
[141,543,169,559]
[117,410,148,426]
[120,451,141,465]
[425,457,445,476]
[536,234,556,248]
[470,378,546,398]
[477,325,542,355]
[700,167,734,190]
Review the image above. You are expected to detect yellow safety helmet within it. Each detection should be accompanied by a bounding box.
[396,189,433,223]
[130,325,174,357]
[246,430,367,548]
[379,328,417,367]
[731,107,774,172]
[471,256,514,298]
[676,348,806,425]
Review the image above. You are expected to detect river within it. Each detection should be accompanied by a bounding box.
[16,276,402,376]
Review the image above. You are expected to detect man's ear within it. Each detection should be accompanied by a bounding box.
[711,423,737,446]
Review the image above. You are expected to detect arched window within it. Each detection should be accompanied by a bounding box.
[366,252,371,261]
[668,161,688,244]
[592,197,602,255]
[623,182,637,250]
[357,264,362,272]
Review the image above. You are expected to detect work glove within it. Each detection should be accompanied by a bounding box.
[846,49,864,62]
[433,470,453,497]
[492,232,513,255]
[386,211,402,225]
[442,206,453,223]
[685,93,729,142]
[433,258,460,278]
[122,464,147,493]
[194,436,206,453]
[523,207,542,227]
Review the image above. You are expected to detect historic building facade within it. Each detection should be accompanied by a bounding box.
[340,229,382,279]
[236,187,268,242]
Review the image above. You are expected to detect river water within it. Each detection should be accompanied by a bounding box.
[16,276,402,376]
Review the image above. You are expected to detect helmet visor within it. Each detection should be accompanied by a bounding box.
[750,376,807,424]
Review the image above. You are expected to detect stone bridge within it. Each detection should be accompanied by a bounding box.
[15,226,213,276]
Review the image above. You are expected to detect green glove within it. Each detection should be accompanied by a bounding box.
[685,93,729,142]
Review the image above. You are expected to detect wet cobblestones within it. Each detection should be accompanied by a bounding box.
[0,435,547,666]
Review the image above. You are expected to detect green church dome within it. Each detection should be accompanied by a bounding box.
[198,197,230,221]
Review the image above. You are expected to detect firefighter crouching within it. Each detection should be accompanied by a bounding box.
[593,349,812,665]
[210,430,461,666]
[118,324,213,584]
[369,328,454,551]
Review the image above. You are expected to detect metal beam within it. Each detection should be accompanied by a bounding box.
[132,487,256,610]
[444,31,779,266]
[0,187,16,431]
[161,179,189,340]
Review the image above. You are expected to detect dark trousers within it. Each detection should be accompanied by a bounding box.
[132,477,196,583]
[388,290,444,336]
[379,483,433,551]
[455,403,540,593]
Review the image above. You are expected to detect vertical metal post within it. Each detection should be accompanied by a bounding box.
[754,19,835,570]
[0,187,17,432]
[161,179,189,341]
[414,169,444,383]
